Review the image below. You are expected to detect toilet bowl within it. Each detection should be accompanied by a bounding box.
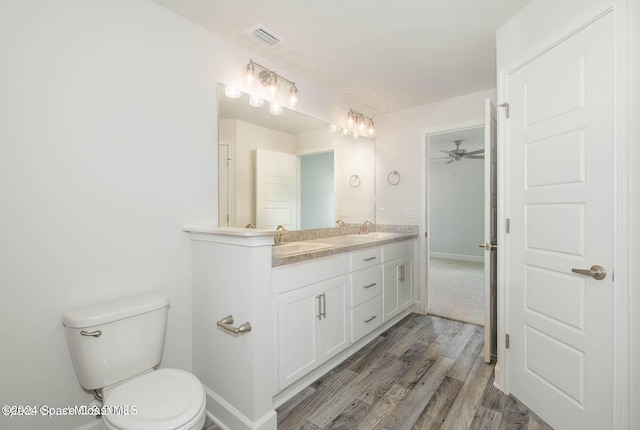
[62,293,207,430]
[102,369,206,430]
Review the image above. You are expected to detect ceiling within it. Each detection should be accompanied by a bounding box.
[150,0,530,117]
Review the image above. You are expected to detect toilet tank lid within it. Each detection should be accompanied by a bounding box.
[62,293,169,328]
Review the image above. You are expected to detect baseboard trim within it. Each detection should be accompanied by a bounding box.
[430,252,484,262]
[203,386,277,430]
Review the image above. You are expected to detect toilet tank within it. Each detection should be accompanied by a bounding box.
[62,293,169,390]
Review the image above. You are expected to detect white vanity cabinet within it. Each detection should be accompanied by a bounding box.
[273,238,416,395]
[382,241,414,322]
[274,255,350,390]
[349,248,383,342]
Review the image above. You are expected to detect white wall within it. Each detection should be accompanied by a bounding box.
[429,154,485,258]
[496,0,639,428]
[0,1,337,429]
[375,89,495,226]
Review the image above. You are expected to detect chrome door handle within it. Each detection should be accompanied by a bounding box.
[479,242,497,251]
[571,265,606,280]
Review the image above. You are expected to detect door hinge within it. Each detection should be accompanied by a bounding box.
[499,102,510,118]
[505,218,510,233]
[425,232,428,238]
[505,334,510,349]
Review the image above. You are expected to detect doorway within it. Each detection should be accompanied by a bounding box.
[426,126,485,325]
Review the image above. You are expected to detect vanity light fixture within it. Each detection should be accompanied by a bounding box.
[245,59,298,114]
[331,109,375,139]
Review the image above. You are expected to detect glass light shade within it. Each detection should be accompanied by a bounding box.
[224,86,241,98]
[269,102,283,115]
[249,94,264,107]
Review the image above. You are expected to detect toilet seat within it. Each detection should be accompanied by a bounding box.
[102,368,206,430]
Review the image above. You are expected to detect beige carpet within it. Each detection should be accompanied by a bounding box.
[427,257,485,326]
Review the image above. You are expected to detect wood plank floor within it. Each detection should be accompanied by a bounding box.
[205,313,553,430]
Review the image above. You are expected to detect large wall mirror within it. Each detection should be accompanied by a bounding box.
[218,83,375,230]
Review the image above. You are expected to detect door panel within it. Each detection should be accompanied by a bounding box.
[506,11,613,429]
[256,148,298,229]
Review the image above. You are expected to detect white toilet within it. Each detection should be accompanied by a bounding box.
[63,293,207,430]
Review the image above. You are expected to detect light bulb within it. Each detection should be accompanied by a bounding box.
[368,120,375,136]
[246,63,255,85]
[289,85,298,106]
[347,111,354,126]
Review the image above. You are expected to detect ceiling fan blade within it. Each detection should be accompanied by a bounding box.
[465,149,485,156]
[465,155,485,159]
[445,159,455,165]
[431,156,451,160]
[440,149,452,155]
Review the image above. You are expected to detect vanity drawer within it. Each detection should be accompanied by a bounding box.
[351,296,382,342]
[350,265,381,307]
[350,247,382,271]
[383,240,414,262]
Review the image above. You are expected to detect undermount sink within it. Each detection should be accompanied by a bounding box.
[273,241,334,256]
[349,232,401,239]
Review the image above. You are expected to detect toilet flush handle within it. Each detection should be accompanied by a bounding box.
[80,330,102,337]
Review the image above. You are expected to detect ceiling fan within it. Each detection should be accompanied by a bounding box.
[434,140,484,165]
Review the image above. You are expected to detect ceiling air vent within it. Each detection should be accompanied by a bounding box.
[247,25,283,47]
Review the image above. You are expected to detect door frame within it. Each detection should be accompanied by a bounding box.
[495,2,629,428]
[421,120,483,314]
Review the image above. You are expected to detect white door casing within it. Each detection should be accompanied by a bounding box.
[219,143,231,226]
[256,148,299,229]
[505,11,614,430]
[483,98,498,363]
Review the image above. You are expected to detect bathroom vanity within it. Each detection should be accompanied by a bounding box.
[184,225,417,430]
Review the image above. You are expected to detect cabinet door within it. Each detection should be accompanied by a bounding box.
[382,261,399,322]
[398,257,413,310]
[318,276,350,362]
[277,285,319,389]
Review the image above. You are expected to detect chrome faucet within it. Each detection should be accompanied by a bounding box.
[245,223,255,228]
[274,225,288,244]
[336,219,345,226]
[360,219,374,234]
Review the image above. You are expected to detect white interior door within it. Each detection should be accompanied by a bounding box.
[482,98,497,363]
[256,148,299,229]
[505,12,614,429]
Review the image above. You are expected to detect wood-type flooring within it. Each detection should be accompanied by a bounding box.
[205,313,553,430]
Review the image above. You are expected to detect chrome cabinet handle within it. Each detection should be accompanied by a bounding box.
[216,315,252,334]
[81,330,101,337]
[364,315,377,323]
[571,265,607,280]
[316,293,326,320]
[364,282,377,289]
[363,256,377,262]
